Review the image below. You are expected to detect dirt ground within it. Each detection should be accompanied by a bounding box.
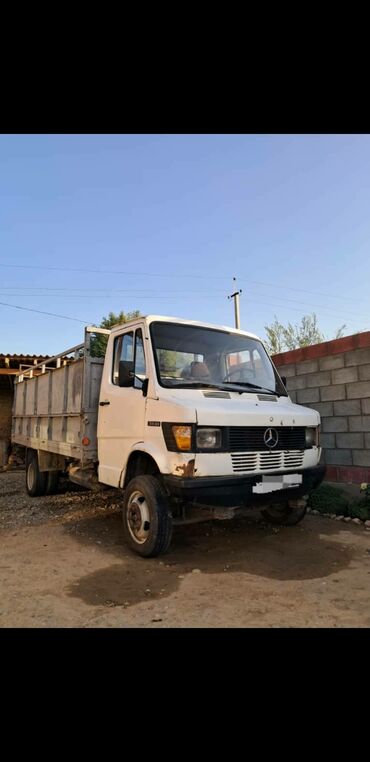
[1,470,370,628]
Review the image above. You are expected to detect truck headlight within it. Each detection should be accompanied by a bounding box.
[196,427,222,449]
[171,425,192,451]
[305,426,319,447]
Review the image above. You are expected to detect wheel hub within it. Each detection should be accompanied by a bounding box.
[128,503,142,529]
[126,491,151,544]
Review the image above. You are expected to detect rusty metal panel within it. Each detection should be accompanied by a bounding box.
[25,379,36,415]
[14,383,24,416]
[66,360,83,414]
[51,365,67,413]
[12,328,109,464]
[36,374,50,415]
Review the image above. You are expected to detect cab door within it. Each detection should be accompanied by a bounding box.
[97,326,147,487]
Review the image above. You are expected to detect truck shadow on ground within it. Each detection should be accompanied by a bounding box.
[65,511,357,609]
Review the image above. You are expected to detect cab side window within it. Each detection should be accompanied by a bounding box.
[134,329,146,389]
[112,332,134,385]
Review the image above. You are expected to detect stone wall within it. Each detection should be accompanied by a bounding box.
[272,331,370,484]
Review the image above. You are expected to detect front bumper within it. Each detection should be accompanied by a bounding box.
[163,464,326,507]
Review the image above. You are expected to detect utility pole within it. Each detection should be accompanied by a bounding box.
[228,277,242,329]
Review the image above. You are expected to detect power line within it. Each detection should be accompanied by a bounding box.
[0,261,365,306]
[0,263,224,280]
[0,295,364,330]
[0,301,92,323]
[0,288,367,322]
[0,298,366,335]
[0,286,226,294]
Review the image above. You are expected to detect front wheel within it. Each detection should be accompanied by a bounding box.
[261,498,307,526]
[26,450,47,497]
[122,475,173,557]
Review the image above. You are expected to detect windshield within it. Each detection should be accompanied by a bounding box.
[150,322,287,395]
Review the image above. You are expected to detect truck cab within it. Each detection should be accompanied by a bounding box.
[96,315,325,555]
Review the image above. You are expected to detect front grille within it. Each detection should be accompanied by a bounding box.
[228,426,305,452]
[231,451,305,473]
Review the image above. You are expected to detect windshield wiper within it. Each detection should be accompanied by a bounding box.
[164,380,286,396]
[166,382,232,390]
[222,381,283,396]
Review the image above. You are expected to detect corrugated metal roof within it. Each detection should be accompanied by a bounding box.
[0,354,52,360]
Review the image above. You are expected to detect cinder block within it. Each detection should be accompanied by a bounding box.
[345,348,370,367]
[336,433,363,449]
[346,382,370,399]
[320,433,335,448]
[361,399,370,414]
[306,371,331,388]
[353,450,370,467]
[325,449,352,466]
[320,385,346,401]
[297,388,320,404]
[334,400,361,416]
[277,364,296,378]
[359,364,370,381]
[289,390,297,403]
[364,433,370,448]
[307,401,333,417]
[286,376,306,390]
[348,415,370,432]
[331,367,358,385]
[322,417,348,433]
[296,359,319,375]
[319,354,345,371]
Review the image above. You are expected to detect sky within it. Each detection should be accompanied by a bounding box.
[0,133,369,355]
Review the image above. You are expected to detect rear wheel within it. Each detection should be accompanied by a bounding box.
[122,475,173,557]
[261,498,307,526]
[26,450,47,497]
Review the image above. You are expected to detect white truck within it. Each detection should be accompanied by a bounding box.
[12,315,325,556]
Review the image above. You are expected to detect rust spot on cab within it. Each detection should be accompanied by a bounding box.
[174,459,196,477]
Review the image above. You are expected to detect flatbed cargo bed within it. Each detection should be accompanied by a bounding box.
[11,327,109,464]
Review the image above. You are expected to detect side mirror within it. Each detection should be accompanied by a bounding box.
[281,375,287,387]
[119,360,134,387]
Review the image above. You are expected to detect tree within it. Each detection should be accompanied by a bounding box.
[90,310,141,357]
[264,313,346,354]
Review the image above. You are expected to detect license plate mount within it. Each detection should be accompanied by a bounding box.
[252,473,303,495]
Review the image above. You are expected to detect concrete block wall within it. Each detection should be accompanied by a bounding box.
[272,331,370,484]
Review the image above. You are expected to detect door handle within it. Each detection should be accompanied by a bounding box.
[99,400,110,406]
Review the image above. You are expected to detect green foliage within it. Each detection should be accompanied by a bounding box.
[348,496,370,521]
[264,313,347,355]
[308,483,370,520]
[307,484,349,515]
[90,310,141,357]
[264,317,286,355]
[157,349,178,373]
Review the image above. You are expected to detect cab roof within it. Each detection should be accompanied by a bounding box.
[108,314,261,341]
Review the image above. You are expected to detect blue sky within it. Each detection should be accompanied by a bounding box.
[0,133,369,355]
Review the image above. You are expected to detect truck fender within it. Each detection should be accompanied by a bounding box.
[119,442,197,488]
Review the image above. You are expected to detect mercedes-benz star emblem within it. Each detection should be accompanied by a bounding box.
[264,427,279,448]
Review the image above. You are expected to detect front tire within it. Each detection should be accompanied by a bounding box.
[26,450,47,497]
[122,475,173,557]
[261,498,307,526]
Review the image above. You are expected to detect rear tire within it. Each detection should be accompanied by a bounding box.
[261,499,307,526]
[122,475,173,557]
[26,450,47,497]
[45,471,59,495]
